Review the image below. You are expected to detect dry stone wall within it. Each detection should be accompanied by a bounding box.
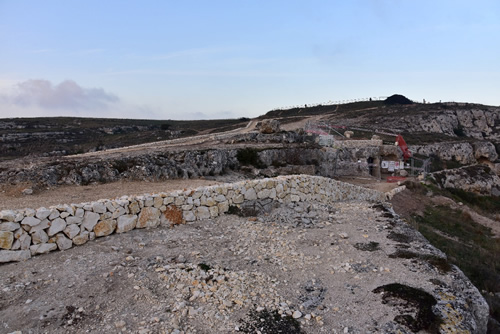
[0,175,385,264]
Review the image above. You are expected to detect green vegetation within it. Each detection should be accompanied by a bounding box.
[414,206,500,294]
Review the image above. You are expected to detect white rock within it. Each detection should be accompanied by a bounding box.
[19,233,31,250]
[30,243,57,255]
[66,216,83,225]
[21,216,41,227]
[73,232,89,245]
[0,250,31,263]
[48,210,60,220]
[184,211,196,222]
[75,208,85,217]
[56,234,73,250]
[92,202,107,214]
[196,206,211,220]
[0,222,20,231]
[82,211,100,231]
[116,215,137,233]
[64,224,81,239]
[29,219,50,234]
[292,310,302,319]
[112,206,127,219]
[0,210,17,222]
[244,188,257,200]
[35,207,51,220]
[32,230,49,244]
[48,218,67,236]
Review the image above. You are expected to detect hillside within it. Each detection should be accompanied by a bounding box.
[0,96,499,332]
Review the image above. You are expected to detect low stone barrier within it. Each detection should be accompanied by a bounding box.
[0,175,385,263]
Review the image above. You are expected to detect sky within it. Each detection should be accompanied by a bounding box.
[1,1,499,120]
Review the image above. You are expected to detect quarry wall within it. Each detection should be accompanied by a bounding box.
[0,175,386,264]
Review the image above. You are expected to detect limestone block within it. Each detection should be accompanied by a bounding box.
[209,206,219,218]
[196,206,210,220]
[128,201,140,215]
[174,196,185,206]
[215,195,226,203]
[269,188,277,199]
[48,218,67,236]
[112,207,127,219]
[191,191,202,199]
[64,224,81,239]
[30,243,57,255]
[32,230,49,244]
[0,210,16,222]
[0,231,14,249]
[116,215,138,233]
[75,208,85,218]
[145,197,154,207]
[19,233,31,250]
[217,201,229,214]
[153,197,163,208]
[49,210,60,220]
[29,219,50,234]
[0,222,20,232]
[233,194,244,204]
[137,207,160,229]
[0,250,31,263]
[163,196,174,205]
[66,216,83,225]
[82,211,100,231]
[73,232,89,245]
[184,211,196,222]
[105,201,116,213]
[21,216,41,227]
[244,188,257,200]
[204,197,217,207]
[94,219,117,237]
[182,204,193,211]
[34,209,50,221]
[24,208,36,217]
[186,197,193,205]
[60,212,70,219]
[92,202,107,214]
[11,239,21,250]
[257,189,270,199]
[56,234,73,250]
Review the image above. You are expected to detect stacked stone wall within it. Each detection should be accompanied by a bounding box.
[0,175,385,263]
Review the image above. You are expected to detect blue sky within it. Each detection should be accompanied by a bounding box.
[1,1,499,120]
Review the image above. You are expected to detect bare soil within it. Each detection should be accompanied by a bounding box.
[0,179,221,211]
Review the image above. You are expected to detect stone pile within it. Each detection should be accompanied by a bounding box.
[0,175,385,264]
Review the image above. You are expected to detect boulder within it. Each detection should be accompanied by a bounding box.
[258,119,280,134]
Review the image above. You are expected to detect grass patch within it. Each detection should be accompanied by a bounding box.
[414,206,500,293]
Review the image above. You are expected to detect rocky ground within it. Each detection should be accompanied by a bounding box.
[0,199,488,334]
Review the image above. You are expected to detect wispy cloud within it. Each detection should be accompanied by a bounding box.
[0,79,119,110]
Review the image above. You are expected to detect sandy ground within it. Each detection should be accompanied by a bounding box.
[0,179,221,211]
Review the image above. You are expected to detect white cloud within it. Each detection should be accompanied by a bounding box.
[0,79,119,110]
